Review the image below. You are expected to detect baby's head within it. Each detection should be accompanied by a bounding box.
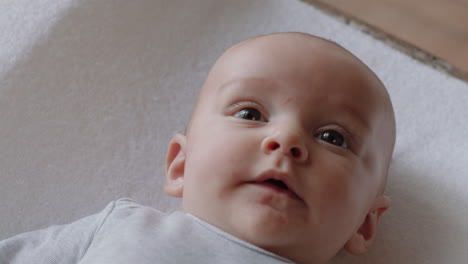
[164,32,396,263]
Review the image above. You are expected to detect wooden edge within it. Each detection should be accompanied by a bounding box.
[301,0,468,83]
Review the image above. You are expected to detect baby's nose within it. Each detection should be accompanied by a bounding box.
[261,130,308,162]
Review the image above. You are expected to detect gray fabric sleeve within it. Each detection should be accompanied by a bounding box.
[0,200,117,264]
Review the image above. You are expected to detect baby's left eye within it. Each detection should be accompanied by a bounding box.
[233,108,266,122]
[317,130,348,148]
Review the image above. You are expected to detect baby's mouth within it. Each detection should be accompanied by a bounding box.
[262,178,290,191]
[248,170,302,201]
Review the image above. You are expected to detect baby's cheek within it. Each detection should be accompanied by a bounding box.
[309,160,359,213]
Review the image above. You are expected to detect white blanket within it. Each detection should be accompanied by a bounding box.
[1,0,467,263]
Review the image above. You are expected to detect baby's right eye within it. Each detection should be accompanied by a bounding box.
[233,108,266,122]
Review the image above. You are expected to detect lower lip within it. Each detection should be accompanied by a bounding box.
[250,182,300,200]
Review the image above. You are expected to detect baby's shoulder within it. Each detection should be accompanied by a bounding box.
[107,197,166,217]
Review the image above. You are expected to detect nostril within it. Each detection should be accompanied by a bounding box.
[267,141,280,151]
[290,147,301,158]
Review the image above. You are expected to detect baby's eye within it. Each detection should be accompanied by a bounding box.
[317,130,348,148]
[233,108,266,122]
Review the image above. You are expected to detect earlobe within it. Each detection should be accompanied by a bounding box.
[164,133,187,197]
[344,195,391,255]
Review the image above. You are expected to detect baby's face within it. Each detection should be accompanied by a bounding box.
[165,33,395,263]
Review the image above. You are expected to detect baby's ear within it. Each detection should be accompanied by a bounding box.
[164,133,187,197]
[344,195,391,255]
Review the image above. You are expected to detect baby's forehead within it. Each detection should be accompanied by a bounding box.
[198,32,392,126]
[212,34,378,85]
[207,40,383,101]
[230,33,356,64]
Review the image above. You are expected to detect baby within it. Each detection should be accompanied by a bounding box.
[0,32,396,264]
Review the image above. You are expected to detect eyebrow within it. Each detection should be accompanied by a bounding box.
[217,78,372,132]
[216,77,274,95]
[338,104,372,134]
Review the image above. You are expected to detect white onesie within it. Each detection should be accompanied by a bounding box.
[0,198,294,264]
